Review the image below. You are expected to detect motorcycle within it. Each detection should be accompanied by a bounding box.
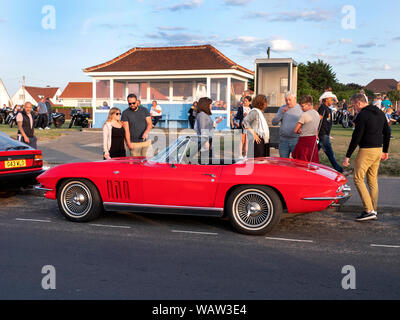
[69,108,90,128]
[341,110,354,128]
[391,112,400,125]
[51,112,66,128]
[0,107,9,124]
[6,108,19,128]
[333,108,353,128]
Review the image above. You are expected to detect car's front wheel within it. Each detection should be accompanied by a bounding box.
[57,179,103,222]
[226,186,283,235]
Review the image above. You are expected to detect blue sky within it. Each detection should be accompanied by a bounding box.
[1,0,399,95]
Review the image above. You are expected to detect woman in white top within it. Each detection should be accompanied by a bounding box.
[103,108,126,160]
[150,100,162,127]
[243,95,270,158]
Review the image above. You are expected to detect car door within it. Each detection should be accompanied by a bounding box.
[141,161,222,208]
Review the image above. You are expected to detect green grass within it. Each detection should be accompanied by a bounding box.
[320,124,400,176]
[0,121,80,141]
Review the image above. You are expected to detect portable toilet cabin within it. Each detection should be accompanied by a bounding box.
[254,58,298,149]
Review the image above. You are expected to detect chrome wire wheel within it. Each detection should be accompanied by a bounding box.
[60,181,93,218]
[232,189,274,231]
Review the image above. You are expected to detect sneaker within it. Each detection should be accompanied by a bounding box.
[356,211,377,222]
[39,127,43,130]
[45,127,50,130]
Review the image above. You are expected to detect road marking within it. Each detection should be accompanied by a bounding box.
[265,237,314,243]
[16,218,51,223]
[89,224,131,229]
[370,244,400,249]
[171,230,218,236]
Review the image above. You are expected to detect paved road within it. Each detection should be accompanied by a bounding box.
[0,191,399,300]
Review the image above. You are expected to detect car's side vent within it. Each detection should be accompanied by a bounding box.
[107,180,130,201]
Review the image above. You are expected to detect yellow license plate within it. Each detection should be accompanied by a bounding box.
[5,159,27,169]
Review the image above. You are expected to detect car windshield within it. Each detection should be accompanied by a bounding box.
[0,132,31,151]
[150,135,237,165]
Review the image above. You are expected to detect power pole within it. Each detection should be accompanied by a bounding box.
[22,75,26,103]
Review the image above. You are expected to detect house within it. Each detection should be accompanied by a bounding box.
[59,82,93,108]
[83,44,254,129]
[12,85,62,106]
[365,79,399,95]
[0,79,12,108]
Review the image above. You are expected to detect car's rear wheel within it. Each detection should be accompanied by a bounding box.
[226,186,283,235]
[57,179,103,222]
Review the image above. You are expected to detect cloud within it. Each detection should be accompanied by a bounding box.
[250,10,332,22]
[224,0,252,6]
[145,31,208,45]
[158,26,187,31]
[164,0,203,12]
[350,51,364,55]
[393,36,400,41]
[340,38,353,44]
[270,39,295,52]
[384,64,392,71]
[357,41,376,48]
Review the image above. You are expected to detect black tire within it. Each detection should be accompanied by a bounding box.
[9,119,15,128]
[226,185,283,235]
[69,118,74,128]
[342,115,349,128]
[57,179,103,222]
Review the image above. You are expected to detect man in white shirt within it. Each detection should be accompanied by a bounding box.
[150,100,162,127]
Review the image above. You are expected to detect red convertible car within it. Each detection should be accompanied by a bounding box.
[0,131,43,189]
[36,136,351,235]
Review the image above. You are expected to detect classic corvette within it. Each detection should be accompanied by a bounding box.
[36,136,351,235]
[0,131,43,189]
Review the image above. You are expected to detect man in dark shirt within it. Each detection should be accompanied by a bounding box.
[318,92,343,173]
[343,93,390,222]
[121,94,153,157]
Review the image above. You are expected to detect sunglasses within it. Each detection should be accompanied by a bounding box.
[129,102,137,106]
[116,113,121,115]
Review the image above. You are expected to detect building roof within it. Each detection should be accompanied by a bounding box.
[60,82,92,99]
[24,86,60,103]
[84,45,254,75]
[365,79,399,94]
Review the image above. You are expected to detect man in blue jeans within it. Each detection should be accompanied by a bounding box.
[272,91,302,158]
[318,92,343,173]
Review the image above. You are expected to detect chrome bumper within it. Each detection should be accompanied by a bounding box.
[303,185,351,207]
[34,185,53,192]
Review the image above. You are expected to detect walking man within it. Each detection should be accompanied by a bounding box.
[37,97,49,130]
[318,91,343,173]
[45,97,52,128]
[343,93,391,221]
[17,102,37,149]
[122,94,153,157]
[272,91,302,158]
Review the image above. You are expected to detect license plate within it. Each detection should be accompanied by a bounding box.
[5,159,27,169]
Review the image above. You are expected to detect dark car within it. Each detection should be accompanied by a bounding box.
[0,131,44,189]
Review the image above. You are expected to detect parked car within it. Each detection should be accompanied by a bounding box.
[0,132,44,189]
[36,136,351,235]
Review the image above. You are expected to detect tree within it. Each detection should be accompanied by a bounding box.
[305,59,337,92]
[388,90,400,104]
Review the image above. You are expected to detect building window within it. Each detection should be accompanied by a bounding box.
[173,81,192,102]
[150,82,169,101]
[211,79,227,111]
[127,83,147,101]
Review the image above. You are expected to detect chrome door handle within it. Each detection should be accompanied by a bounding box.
[203,174,216,178]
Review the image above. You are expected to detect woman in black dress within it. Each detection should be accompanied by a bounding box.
[188,101,198,129]
[103,108,126,159]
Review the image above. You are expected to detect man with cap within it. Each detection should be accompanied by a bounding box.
[318,91,343,173]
